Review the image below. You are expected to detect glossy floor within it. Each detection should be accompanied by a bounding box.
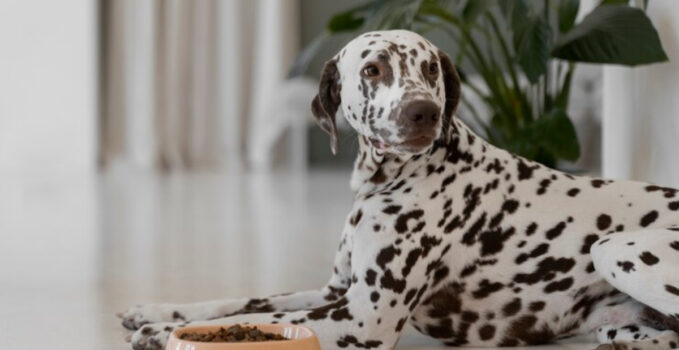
[0,170,595,349]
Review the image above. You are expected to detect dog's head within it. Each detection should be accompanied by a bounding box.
[311,30,460,155]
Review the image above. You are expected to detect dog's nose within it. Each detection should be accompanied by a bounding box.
[403,100,440,130]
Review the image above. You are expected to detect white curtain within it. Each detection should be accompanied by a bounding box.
[0,0,96,174]
[100,0,302,171]
[602,0,679,187]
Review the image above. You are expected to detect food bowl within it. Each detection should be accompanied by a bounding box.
[165,324,321,350]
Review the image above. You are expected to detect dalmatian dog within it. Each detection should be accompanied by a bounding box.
[120,30,679,350]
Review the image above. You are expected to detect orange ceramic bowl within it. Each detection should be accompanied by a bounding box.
[165,324,321,350]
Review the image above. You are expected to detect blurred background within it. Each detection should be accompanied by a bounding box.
[2,0,679,176]
[0,1,678,349]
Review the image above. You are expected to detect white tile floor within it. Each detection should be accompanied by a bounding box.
[0,170,596,349]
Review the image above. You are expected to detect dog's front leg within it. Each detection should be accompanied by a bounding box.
[129,226,437,350]
[120,289,333,330]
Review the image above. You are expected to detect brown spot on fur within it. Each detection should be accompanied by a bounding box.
[478,324,496,341]
[394,209,424,233]
[307,298,348,320]
[370,168,387,184]
[350,209,363,226]
[665,284,679,296]
[639,251,659,265]
[544,277,574,293]
[383,205,402,215]
[505,315,555,345]
[640,210,659,227]
[376,246,400,269]
[591,179,606,188]
[642,307,679,333]
[596,214,612,230]
[617,260,635,273]
[581,234,599,254]
[513,257,575,285]
[545,222,566,240]
[567,188,580,197]
[502,298,522,316]
[529,301,546,312]
[472,279,504,299]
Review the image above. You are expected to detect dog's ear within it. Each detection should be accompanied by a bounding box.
[438,51,461,140]
[311,59,341,155]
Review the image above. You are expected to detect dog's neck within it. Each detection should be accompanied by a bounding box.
[350,118,484,197]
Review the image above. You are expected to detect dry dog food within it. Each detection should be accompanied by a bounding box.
[179,325,288,342]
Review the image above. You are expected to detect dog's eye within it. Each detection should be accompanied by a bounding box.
[428,62,439,74]
[362,65,380,77]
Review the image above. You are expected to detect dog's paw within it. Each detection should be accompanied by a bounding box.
[119,304,186,330]
[130,323,177,350]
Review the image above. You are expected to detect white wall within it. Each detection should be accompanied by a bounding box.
[603,0,679,187]
[0,0,97,174]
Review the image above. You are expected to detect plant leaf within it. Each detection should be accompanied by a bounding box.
[552,5,668,65]
[531,107,580,161]
[502,0,529,29]
[558,0,580,34]
[498,0,512,16]
[514,16,551,83]
[553,63,575,108]
[503,0,548,83]
[418,0,459,24]
[461,0,494,22]
[350,0,423,31]
[501,125,539,160]
[327,1,377,33]
[599,0,629,5]
[328,12,365,33]
[379,0,424,30]
[498,0,528,21]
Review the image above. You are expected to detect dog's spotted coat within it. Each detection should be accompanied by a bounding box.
[121,30,679,350]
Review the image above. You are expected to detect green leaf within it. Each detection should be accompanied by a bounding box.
[328,12,365,33]
[419,0,460,24]
[501,125,539,160]
[327,1,376,33]
[514,16,551,83]
[531,107,580,161]
[411,15,439,34]
[461,0,494,22]
[498,0,528,20]
[373,0,424,30]
[433,0,457,7]
[552,5,668,65]
[558,0,580,34]
[498,0,511,16]
[501,0,530,29]
[554,63,575,108]
[328,0,424,33]
[533,148,557,168]
[599,0,629,5]
[500,0,548,83]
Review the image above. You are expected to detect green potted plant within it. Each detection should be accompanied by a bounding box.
[290,0,668,168]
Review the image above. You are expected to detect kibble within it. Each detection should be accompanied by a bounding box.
[179,324,288,343]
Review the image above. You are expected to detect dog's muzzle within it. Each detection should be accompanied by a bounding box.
[397,100,440,150]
